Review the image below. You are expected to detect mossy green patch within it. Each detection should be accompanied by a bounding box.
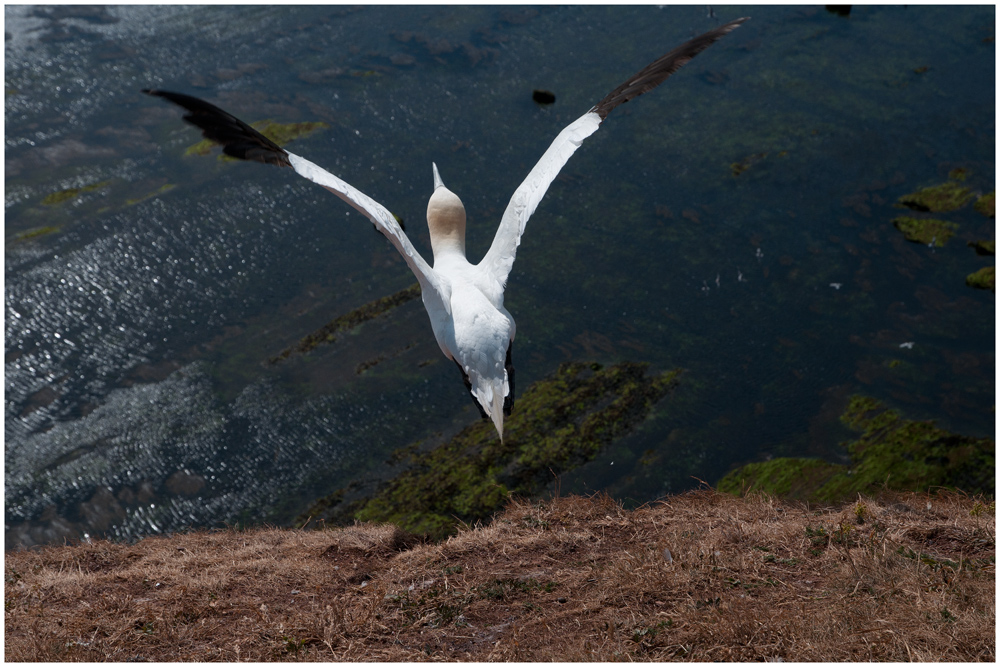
[973,190,995,218]
[716,458,844,501]
[302,361,682,540]
[186,120,328,158]
[965,266,994,292]
[730,152,767,177]
[717,395,994,504]
[41,188,81,206]
[125,183,176,206]
[967,239,995,256]
[184,138,216,157]
[256,120,327,146]
[269,283,422,363]
[891,216,957,246]
[9,225,60,244]
[896,181,974,213]
[40,179,112,206]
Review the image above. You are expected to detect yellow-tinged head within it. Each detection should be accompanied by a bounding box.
[427,163,466,260]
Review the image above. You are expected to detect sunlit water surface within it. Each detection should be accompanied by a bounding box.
[5,5,994,548]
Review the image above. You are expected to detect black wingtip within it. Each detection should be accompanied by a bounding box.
[590,16,749,121]
[143,88,292,168]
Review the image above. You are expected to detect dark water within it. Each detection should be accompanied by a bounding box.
[5,5,994,548]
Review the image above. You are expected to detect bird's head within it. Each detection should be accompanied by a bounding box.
[426,162,467,260]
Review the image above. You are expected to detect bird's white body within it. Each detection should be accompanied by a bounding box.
[144,16,746,440]
[424,166,516,436]
[434,262,515,434]
[287,152,525,436]
[287,110,608,439]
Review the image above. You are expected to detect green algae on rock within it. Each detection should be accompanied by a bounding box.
[9,225,60,244]
[257,121,328,145]
[269,283,422,363]
[301,361,682,539]
[973,190,995,218]
[41,179,112,206]
[967,239,995,256]
[965,266,995,292]
[186,120,328,158]
[125,183,176,206]
[185,137,217,157]
[896,181,974,213]
[41,188,82,206]
[717,395,994,504]
[730,152,767,177]
[963,240,993,292]
[715,458,845,501]
[891,216,957,246]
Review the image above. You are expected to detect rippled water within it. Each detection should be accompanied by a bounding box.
[6,5,994,548]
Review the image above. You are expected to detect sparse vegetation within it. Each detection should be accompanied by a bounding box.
[5,490,993,661]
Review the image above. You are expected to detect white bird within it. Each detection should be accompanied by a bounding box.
[144,17,747,439]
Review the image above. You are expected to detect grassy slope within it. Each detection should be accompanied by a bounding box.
[5,490,994,661]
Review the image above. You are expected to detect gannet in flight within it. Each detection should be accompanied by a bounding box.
[144,17,747,439]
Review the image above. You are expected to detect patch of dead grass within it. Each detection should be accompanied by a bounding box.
[5,490,994,661]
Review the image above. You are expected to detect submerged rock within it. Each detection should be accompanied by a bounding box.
[730,152,767,177]
[10,225,60,244]
[965,266,995,292]
[891,216,957,246]
[41,187,82,206]
[717,395,994,504]
[124,183,175,206]
[302,361,682,539]
[187,120,327,158]
[896,181,974,213]
[40,179,111,206]
[825,5,852,17]
[532,89,556,105]
[973,190,995,218]
[256,120,328,146]
[269,283,422,362]
[967,239,995,256]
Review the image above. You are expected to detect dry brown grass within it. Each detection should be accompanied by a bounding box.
[5,489,994,661]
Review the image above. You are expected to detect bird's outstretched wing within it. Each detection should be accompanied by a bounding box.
[142,89,449,303]
[479,17,748,291]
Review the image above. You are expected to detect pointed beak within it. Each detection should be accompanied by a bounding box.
[432,162,444,190]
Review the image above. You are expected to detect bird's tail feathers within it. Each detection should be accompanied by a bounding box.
[489,380,506,440]
[468,369,509,440]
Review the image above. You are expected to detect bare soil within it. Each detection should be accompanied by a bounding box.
[5,489,994,661]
